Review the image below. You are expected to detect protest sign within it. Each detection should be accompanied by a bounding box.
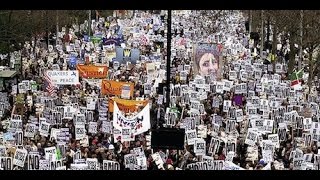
[101,121,112,134]
[77,64,108,79]
[186,129,197,145]
[0,146,6,156]
[70,163,88,170]
[187,161,209,170]
[44,147,56,162]
[212,160,224,170]
[108,98,149,113]
[63,106,74,119]
[103,160,121,170]
[39,160,50,170]
[124,154,136,169]
[75,125,86,140]
[13,148,27,167]
[121,127,134,142]
[245,129,258,146]
[46,71,79,85]
[101,80,134,97]
[208,137,221,155]
[86,158,98,170]
[194,138,206,156]
[113,102,150,136]
[88,122,98,134]
[50,160,63,170]
[39,121,50,137]
[0,157,13,170]
[24,123,36,138]
[236,109,243,122]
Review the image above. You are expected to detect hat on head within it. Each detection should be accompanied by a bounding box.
[258,159,266,166]
[166,159,173,165]
[108,144,115,150]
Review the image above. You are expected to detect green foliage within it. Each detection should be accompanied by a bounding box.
[0,10,113,53]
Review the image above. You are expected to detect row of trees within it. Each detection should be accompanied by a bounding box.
[244,10,320,90]
[0,10,114,54]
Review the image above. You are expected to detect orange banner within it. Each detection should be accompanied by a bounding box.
[108,97,148,113]
[77,65,108,79]
[101,80,134,96]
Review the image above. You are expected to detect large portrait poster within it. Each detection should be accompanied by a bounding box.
[193,43,223,80]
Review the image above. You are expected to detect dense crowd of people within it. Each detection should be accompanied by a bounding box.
[0,10,319,170]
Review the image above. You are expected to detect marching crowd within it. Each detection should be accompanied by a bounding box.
[0,10,319,170]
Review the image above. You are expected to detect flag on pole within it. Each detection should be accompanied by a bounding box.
[44,71,56,96]
[56,148,62,160]
[290,69,303,89]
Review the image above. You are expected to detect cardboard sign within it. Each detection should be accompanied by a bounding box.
[77,64,108,79]
[28,153,40,170]
[86,158,98,170]
[101,80,134,97]
[13,148,27,167]
[39,122,50,137]
[0,157,13,170]
[186,129,197,145]
[194,138,206,156]
[103,160,121,170]
[209,137,221,155]
[245,129,258,146]
[88,122,98,134]
[39,160,50,170]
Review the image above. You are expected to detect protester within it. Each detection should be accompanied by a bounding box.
[0,10,319,171]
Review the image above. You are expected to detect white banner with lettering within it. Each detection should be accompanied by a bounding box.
[46,71,79,85]
[113,102,150,136]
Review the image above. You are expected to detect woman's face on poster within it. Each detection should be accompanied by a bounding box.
[198,53,218,77]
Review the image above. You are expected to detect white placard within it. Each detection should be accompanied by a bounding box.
[39,160,50,170]
[15,131,23,147]
[50,160,63,170]
[86,158,98,170]
[28,153,40,170]
[0,157,13,170]
[223,100,232,113]
[194,138,206,156]
[86,97,96,110]
[268,134,280,148]
[63,106,74,119]
[39,121,50,137]
[245,129,258,146]
[75,125,86,140]
[121,85,131,99]
[24,123,37,138]
[101,121,112,134]
[13,148,27,167]
[121,127,134,142]
[0,146,6,156]
[187,161,209,170]
[50,128,60,141]
[44,147,56,162]
[103,160,121,170]
[70,163,88,170]
[75,113,86,125]
[212,160,224,170]
[264,120,274,134]
[46,71,79,85]
[208,137,221,155]
[124,154,137,169]
[186,129,197,145]
[88,122,98,134]
[235,109,243,122]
